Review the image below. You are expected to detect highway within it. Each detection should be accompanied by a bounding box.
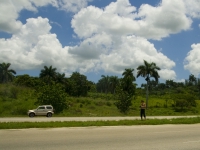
[0,124,200,150]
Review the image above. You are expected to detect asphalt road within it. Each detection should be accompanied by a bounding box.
[0,116,198,122]
[0,124,200,150]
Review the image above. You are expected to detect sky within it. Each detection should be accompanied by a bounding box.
[0,0,200,85]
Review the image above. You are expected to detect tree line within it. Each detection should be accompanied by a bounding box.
[0,60,160,113]
[0,61,199,113]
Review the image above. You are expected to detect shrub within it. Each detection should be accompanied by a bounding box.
[36,84,68,113]
[115,91,132,114]
[10,86,19,99]
[106,102,112,106]
[174,93,197,111]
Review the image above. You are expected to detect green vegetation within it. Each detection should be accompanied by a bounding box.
[0,62,16,83]
[0,84,200,117]
[1,117,200,129]
[36,84,68,113]
[137,60,161,108]
[115,68,136,113]
[0,61,200,118]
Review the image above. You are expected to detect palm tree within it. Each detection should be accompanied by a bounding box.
[0,62,16,83]
[101,75,110,94]
[115,68,135,113]
[96,78,104,93]
[56,72,65,84]
[122,68,136,94]
[39,65,57,84]
[122,68,135,81]
[109,76,119,94]
[137,60,160,108]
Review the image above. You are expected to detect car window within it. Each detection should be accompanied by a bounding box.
[46,106,52,109]
[38,106,45,109]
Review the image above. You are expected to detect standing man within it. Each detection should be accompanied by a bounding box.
[140,100,146,120]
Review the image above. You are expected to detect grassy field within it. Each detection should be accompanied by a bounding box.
[0,84,200,117]
[55,96,200,117]
[0,94,200,117]
[1,84,200,129]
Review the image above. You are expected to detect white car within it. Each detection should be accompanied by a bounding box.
[27,105,54,117]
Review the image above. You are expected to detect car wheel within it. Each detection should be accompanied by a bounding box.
[29,113,35,117]
[46,113,52,117]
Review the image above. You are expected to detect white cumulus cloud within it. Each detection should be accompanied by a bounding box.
[1,0,200,82]
[184,0,200,18]
[0,17,77,75]
[72,0,192,40]
[0,0,91,33]
[184,43,200,77]
[69,34,176,80]
[58,0,92,13]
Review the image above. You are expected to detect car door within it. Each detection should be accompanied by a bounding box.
[35,106,46,115]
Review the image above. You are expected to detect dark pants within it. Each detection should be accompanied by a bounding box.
[140,109,146,119]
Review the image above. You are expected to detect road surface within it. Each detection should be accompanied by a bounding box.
[0,124,200,150]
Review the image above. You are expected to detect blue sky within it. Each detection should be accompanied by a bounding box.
[0,0,200,85]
